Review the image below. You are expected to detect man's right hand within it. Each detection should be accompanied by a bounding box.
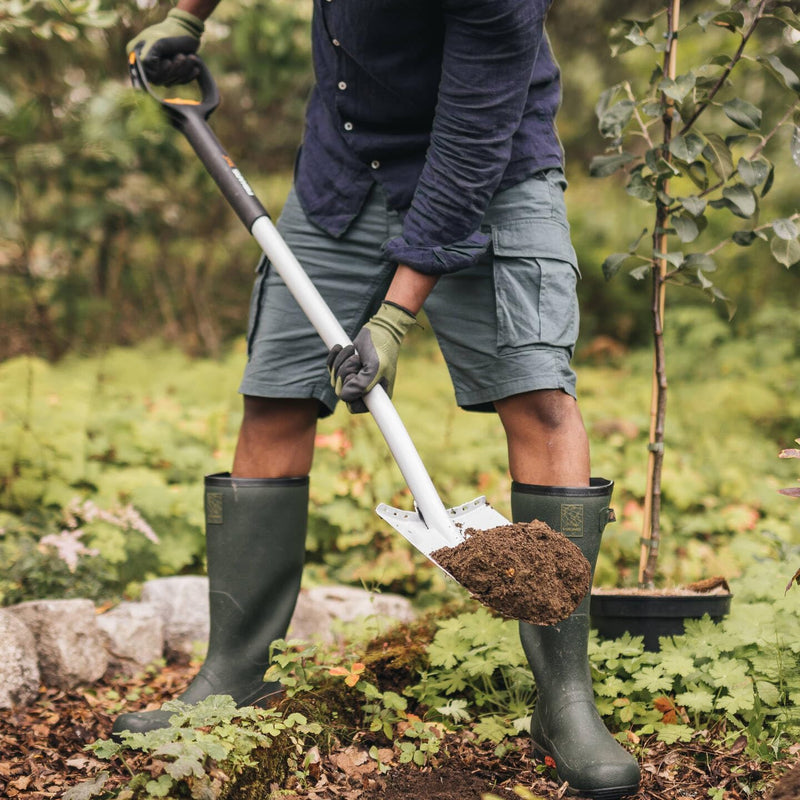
[126,9,205,86]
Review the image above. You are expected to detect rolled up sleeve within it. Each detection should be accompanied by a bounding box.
[383,0,552,275]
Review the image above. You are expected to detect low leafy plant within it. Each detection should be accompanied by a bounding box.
[406,607,535,747]
[268,638,443,767]
[73,695,323,800]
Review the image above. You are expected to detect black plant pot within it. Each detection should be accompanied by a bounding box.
[589,590,733,651]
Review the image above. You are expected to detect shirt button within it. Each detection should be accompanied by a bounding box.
[332,38,340,46]
[370,160,381,169]
[338,81,347,91]
[343,121,353,131]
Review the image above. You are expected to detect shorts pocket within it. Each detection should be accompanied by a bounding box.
[492,218,581,351]
[246,254,271,357]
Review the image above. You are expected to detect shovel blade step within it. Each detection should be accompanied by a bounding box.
[376,496,509,558]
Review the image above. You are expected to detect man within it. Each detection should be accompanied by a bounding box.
[117,2,640,797]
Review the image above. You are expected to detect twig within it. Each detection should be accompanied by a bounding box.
[625,80,656,148]
[679,0,769,135]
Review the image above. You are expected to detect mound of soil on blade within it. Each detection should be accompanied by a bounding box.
[768,761,800,800]
[431,520,591,625]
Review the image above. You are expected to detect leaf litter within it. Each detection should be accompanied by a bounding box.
[0,635,791,799]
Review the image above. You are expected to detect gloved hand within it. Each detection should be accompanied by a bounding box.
[126,9,205,86]
[327,302,417,413]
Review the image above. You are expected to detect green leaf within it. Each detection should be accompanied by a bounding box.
[770,235,800,267]
[762,162,775,197]
[759,55,800,93]
[680,253,717,273]
[626,170,655,201]
[685,160,709,191]
[756,680,782,707]
[609,18,656,56]
[633,664,673,694]
[703,133,734,180]
[675,688,715,713]
[669,133,705,162]
[145,774,174,797]
[655,723,695,744]
[644,146,681,176]
[598,100,635,140]
[602,253,634,280]
[716,682,755,714]
[737,157,769,188]
[659,72,696,102]
[718,183,757,218]
[678,195,707,217]
[696,10,744,31]
[772,218,798,241]
[590,152,635,177]
[732,230,757,247]
[672,214,700,243]
[723,98,762,130]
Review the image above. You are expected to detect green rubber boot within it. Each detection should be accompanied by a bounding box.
[514,478,640,799]
[112,472,308,738]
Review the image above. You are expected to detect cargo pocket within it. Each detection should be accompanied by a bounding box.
[246,253,271,357]
[492,218,581,352]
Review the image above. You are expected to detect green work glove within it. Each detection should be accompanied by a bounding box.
[126,9,205,86]
[327,302,417,414]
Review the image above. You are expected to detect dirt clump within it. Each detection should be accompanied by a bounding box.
[431,520,591,626]
[361,757,522,800]
[768,760,800,800]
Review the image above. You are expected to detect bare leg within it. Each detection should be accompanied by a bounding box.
[494,389,590,486]
[232,396,319,478]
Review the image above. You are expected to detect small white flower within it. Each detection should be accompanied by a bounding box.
[39,528,100,572]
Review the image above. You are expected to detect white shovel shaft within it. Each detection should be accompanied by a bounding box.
[250,216,456,537]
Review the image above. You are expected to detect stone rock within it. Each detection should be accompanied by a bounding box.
[96,602,165,676]
[288,585,416,643]
[0,610,41,708]
[141,576,210,663]
[8,599,108,689]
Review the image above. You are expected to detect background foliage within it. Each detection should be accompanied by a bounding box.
[2,308,799,605]
[3,0,798,360]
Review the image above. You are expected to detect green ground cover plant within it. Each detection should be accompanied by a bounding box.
[65,556,800,798]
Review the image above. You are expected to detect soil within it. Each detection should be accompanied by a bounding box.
[431,521,591,626]
[592,574,732,598]
[768,760,800,800]
[359,752,523,800]
[0,661,787,799]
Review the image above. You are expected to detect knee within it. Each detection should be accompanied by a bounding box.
[497,390,579,435]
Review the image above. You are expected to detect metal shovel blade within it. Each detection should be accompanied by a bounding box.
[376,496,510,560]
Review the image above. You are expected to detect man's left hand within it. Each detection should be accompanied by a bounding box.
[327,302,417,413]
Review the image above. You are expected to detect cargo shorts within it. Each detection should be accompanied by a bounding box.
[239,168,581,417]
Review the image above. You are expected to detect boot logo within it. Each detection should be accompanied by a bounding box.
[207,492,224,524]
[560,503,584,537]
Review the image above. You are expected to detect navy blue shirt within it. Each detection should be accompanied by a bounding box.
[294,0,563,276]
